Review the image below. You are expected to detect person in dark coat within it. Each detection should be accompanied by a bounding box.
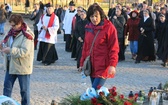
[125,10,141,59]
[30,3,43,50]
[110,3,128,22]
[135,10,156,63]
[155,14,167,59]
[107,4,115,19]
[160,23,168,67]
[60,5,68,41]
[39,1,44,10]
[25,0,30,15]
[70,6,82,59]
[54,4,62,34]
[74,9,88,71]
[111,8,126,61]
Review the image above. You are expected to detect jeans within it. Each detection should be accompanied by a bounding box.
[3,70,30,105]
[130,41,138,55]
[0,22,5,34]
[90,77,106,90]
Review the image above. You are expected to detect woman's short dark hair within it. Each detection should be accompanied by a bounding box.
[9,14,23,25]
[87,4,106,22]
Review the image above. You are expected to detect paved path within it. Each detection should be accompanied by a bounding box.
[0,18,167,105]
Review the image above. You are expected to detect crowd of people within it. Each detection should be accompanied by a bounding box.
[0,0,168,104]
[107,1,168,67]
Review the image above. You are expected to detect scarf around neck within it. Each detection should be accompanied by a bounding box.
[3,22,33,43]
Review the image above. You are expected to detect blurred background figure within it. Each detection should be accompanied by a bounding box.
[74,9,88,71]
[30,2,43,50]
[125,10,140,60]
[111,8,126,61]
[0,4,7,35]
[60,5,68,41]
[63,1,77,52]
[135,10,155,63]
[54,4,62,34]
[25,0,30,15]
[4,3,12,19]
[71,6,83,59]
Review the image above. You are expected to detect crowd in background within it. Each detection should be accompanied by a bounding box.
[28,0,168,68]
[0,1,168,67]
[51,1,168,69]
[0,1,168,104]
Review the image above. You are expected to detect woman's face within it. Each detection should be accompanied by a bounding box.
[10,21,22,30]
[132,12,137,17]
[90,11,101,25]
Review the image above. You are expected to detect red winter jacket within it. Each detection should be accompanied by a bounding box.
[125,18,141,41]
[80,19,119,78]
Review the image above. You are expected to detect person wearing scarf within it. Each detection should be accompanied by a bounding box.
[0,14,34,105]
[36,3,59,66]
[125,10,141,60]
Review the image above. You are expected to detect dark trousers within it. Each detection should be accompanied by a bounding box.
[65,34,72,52]
[34,30,38,49]
[118,38,125,60]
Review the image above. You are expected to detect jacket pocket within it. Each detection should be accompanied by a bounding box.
[13,58,22,66]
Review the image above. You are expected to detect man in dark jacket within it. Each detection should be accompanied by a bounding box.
[30,3,43,50]
[111,8,126,61]
[54,4,63,34]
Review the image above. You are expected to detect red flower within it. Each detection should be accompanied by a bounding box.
[124,101,132,105]
[112,91,117,96]
[99,92,104,96]
[109,86,117,94]
[112,86,116,91]
[97,85,101,90]
[120,94,124,99]
[97,104,103,105]
[91,97,97,105]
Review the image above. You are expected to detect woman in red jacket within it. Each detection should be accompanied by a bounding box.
[79,3,119,90]
[125,10,141,59]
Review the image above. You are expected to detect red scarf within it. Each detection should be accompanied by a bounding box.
[41,13,55,39]
[3,22,33,43]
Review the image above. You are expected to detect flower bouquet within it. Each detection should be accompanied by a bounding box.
[61,86,139,105]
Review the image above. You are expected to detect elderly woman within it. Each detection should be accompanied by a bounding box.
[135,10,156,63]
[0,14,34,105]
[79,4,119,90]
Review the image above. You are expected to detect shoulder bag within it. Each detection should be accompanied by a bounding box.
[83,30,100,76]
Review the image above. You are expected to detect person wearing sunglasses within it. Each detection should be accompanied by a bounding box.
[0,14,34,105]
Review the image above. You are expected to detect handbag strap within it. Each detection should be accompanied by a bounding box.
[89,30,100,54]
